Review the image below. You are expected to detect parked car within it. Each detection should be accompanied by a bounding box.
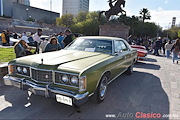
[131,45,148,60]
[27,35,50,47]
[3,36,137,107]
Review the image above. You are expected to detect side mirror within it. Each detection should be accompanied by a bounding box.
[115,49,123,56]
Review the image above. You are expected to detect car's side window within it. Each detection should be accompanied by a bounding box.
[114,41,123,53]
[120,41,128,51]
[114,40,128,53]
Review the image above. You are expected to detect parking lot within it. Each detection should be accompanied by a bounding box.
[0,54,179,120]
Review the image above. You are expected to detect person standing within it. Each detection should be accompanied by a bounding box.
[14,36,32,58]
[153,37,162,56]
[5,30,10,46]
[57,32,64,48]
[33,29,43,54]
[63,29,73,47]
[165,40,173,58]
[13,32,18,39]
[44,37,61,52]
[171,38,180,64]
[162,39,167,56]
[1,30,7,46]
[40,38,49,53]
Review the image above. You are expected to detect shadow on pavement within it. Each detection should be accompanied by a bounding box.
[0,71,169,120]
[135,62,161,70]
[146,58,157,62]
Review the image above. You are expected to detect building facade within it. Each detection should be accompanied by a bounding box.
[0,0,30,17]
[13,3,60,24]
[0,0,59,24]
[17,0,30,6]
[62,0,89,15]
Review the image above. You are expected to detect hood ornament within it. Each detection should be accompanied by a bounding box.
[41,58,44,64]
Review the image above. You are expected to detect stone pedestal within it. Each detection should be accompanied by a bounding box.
[99,23,130,39]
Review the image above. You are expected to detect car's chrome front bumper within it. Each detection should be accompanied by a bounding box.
[3,75,89,106]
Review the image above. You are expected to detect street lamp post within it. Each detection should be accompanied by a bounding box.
[26,8,29,20]
[68,18,72,28]
[167,22,171,38]
[50,0,52,24]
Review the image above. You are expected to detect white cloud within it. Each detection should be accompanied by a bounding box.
[150,9,180,29]
[157,7,163,11]
[165,0,169,4]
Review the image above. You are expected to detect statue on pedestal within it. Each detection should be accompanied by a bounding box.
[99,0,126,21]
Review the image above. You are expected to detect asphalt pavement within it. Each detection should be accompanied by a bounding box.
[0,54,179,120]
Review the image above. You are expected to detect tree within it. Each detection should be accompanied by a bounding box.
[139,8,151,23]
[76,11,88,22]
[167,27,180,39]
[56,13,75,27]
[71,12,100,35]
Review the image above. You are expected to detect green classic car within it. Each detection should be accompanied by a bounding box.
[3,36,137,107]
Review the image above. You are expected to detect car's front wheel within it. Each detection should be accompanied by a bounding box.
[91,75,108,103]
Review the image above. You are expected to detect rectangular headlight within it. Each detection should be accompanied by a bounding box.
[79,76,87,92]
[8,65,15,74]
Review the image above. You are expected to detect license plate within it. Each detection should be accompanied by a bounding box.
[56,94,73,106]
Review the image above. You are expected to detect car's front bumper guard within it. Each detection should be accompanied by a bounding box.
[3,75,89,106]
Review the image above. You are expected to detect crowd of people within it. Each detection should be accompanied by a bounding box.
[129,37,180,64]
[1,30,11,46]
[1,29,74,58]
[152,37,180,64]
[1,29,180,64]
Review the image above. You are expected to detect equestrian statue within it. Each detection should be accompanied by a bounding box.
[99,0,126,21]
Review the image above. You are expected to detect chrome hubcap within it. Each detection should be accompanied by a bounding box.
[100,77,108,99]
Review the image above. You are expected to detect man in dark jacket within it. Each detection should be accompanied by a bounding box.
[153,37,162,56]
[5,30,10,46]
[63,29,73,47]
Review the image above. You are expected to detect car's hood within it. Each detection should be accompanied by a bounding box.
[15,50,112,71]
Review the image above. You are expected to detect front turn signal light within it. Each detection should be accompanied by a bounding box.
[8,65,14,74]
[79,76,87,92]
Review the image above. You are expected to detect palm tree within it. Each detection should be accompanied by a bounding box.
[139,8,151,23]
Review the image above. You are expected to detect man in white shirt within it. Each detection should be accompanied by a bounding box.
[33,29,42,54]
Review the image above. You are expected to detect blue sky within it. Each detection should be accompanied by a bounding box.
[30,0,180,29]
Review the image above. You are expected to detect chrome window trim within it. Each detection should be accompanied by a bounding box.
[112,40,115,55]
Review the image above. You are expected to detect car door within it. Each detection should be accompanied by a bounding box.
[119,40,133,68]
[113,40,128,76]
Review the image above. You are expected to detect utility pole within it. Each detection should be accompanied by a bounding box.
[50,0,52,11]
[50,0,52,24]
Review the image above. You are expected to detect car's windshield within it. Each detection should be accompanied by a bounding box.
[66,38,112,54]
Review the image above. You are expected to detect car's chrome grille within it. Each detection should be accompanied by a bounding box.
[31,68,53,83]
